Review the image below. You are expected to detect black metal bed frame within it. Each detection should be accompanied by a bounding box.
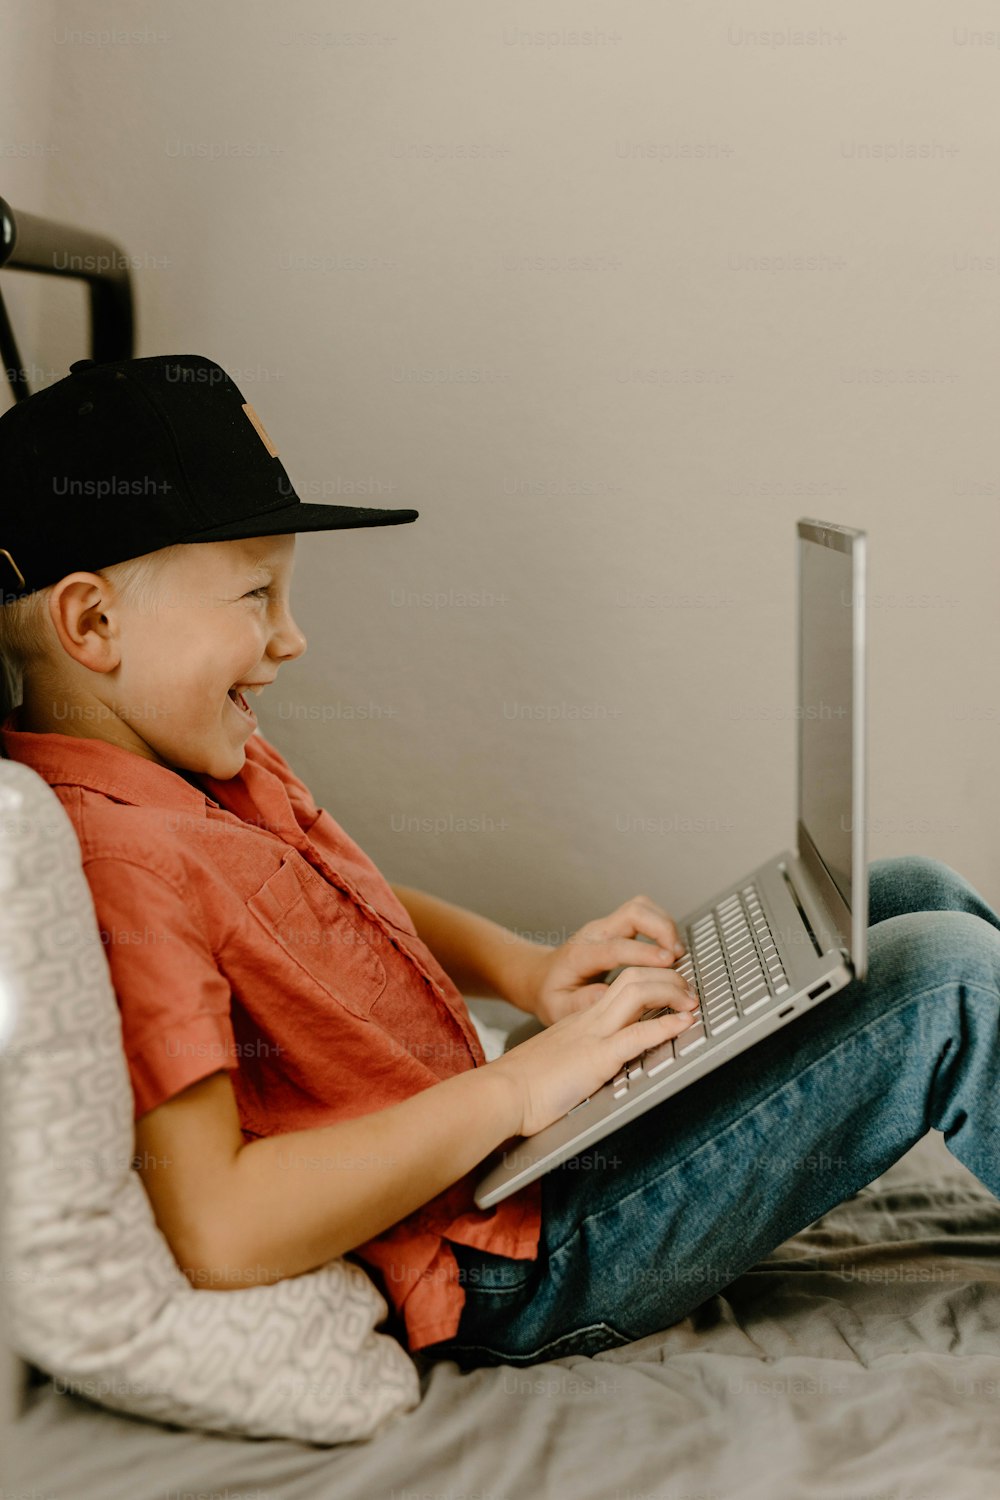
[0,197,135,401]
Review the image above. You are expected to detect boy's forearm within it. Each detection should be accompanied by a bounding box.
[195,1065,523,1288]
[390,883,553,1015]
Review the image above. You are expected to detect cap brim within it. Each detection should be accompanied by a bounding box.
[185,499,419,543]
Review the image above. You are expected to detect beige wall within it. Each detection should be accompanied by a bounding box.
[4,0,999,943]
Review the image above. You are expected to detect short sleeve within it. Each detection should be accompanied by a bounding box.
[82,854,238,1120]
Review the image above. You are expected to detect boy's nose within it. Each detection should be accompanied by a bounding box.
[272,612,307,662]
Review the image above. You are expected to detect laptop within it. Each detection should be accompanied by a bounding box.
[474,517,868,1209]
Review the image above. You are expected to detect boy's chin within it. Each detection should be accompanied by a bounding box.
[204,745,248,781]
[169,737,248,783]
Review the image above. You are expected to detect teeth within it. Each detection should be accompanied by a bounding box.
[245,685,264,697]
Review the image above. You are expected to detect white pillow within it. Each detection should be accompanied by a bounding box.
[0,756,421,1444]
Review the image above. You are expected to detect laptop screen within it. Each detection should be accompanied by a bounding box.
[798,529,858,912]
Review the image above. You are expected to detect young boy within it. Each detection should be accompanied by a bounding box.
[1,355,999,1373]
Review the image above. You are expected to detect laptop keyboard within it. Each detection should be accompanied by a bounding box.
[608,883,791,1099]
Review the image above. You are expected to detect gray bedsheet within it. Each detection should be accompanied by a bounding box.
[9,1130,1000,1500]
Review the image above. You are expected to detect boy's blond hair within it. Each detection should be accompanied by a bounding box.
[0,545,186,717]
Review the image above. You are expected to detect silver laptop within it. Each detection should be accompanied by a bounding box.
[475,518,868,1209]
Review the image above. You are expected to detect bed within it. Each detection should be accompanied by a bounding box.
[4,206,999,1500]
[9,1021,1000,1500]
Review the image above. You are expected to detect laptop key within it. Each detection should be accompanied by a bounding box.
[706,990,737,1010]
[710,1013,739,1033]
[708,994,738,1013]
[643,1040,677,1076]
[737,980,767,1004]
[707,990,740,1014]
[676,1021,707,1054]
[739,969,767,991]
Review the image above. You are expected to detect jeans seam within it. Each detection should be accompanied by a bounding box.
[548,975,999,1264]
[463,1282,529,1297]
[427,1320,631,1366]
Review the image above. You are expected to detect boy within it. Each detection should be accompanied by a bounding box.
[1,354,999,1372]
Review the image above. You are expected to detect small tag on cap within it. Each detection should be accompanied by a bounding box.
[0,549,25,591]
[242,402,279,457]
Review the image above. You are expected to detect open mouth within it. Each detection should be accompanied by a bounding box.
[227,685,258,722]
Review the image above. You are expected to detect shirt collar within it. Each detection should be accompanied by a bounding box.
[0,708,221,814]
[0,710,312,847]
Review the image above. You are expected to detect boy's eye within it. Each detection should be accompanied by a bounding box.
[244,586,270,600]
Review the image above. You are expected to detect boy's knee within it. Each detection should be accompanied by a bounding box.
[872,909,1000,1000]
[869,854,973,919]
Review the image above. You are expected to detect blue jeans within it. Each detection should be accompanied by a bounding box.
[416,857,1000,1370]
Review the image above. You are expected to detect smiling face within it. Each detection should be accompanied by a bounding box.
[22,534,308,779]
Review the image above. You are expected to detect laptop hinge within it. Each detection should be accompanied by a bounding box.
[780,866,824,959]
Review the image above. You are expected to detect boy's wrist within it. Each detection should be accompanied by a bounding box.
[493,937,554,1016]
[477,1057,528,1141]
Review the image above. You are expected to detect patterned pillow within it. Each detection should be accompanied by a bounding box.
[0,757,421,1444]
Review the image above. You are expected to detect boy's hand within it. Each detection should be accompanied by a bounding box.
[490,960,699,1137]
[517,894,687,1028]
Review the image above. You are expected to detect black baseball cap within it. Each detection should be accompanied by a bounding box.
[0,353,419,602]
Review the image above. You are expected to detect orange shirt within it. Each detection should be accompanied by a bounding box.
[0,711,541,1350]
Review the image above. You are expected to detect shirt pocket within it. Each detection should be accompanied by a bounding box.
[246,850,387,1018]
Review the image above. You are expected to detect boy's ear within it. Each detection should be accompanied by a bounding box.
[46,574,122,674]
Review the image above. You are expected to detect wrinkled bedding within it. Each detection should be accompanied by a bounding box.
[11,1129,1000,1500]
